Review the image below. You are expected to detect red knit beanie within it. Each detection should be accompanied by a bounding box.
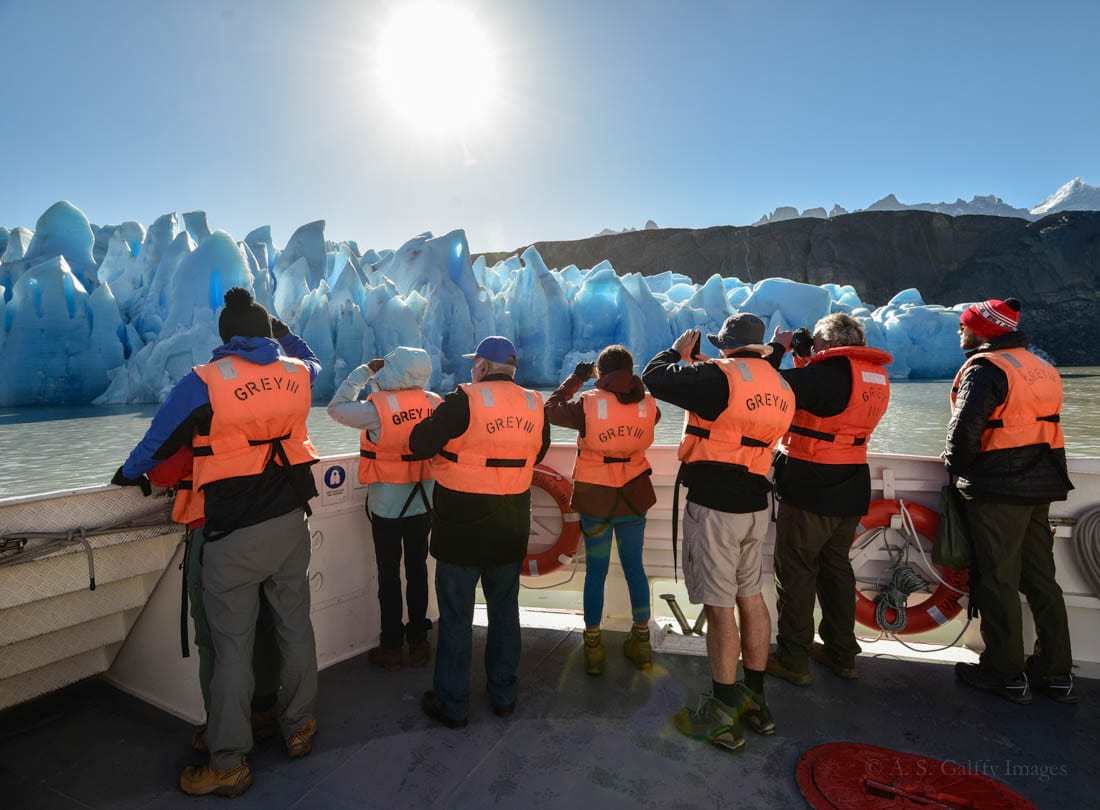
[959,298,1021,340]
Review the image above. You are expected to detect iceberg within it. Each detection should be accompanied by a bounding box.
[0,200,1000,406]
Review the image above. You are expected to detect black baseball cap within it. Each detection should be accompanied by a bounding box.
[708,313,765,350]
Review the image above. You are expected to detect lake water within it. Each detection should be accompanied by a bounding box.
[3,370,1100,499]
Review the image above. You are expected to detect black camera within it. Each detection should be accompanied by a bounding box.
[791,328,813,358]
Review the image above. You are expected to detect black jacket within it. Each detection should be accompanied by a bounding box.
[945,332,1072,504]
[409,374,552,567]
[642,347,781,514]
[774,350,875,517]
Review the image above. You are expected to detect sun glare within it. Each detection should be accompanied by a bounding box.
[376,2,498,138]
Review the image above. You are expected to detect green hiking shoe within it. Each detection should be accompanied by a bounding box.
[766,653,814,687]
[729,682,776,735]
[672,695,746,753]
[583,629,606,676]
[810,642,858,680]
[623,626,652,671]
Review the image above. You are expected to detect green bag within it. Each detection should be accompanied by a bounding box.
[933,483,972,569]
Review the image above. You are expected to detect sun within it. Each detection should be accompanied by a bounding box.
[376,2,498,138]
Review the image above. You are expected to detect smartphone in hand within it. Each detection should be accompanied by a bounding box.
[691,331,701,360]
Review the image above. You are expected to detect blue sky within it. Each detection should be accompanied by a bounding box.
[2,0,1098,252]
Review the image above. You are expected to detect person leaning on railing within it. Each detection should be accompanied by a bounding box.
[545,344,661,675]
[946,298,1077,705]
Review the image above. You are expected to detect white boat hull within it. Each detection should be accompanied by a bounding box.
[2,446,1098,721]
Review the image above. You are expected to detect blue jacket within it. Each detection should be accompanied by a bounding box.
[122,333,320,479]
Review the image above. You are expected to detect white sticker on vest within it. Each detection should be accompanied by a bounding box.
[386,393,399,411]
[479,386,496,408]
[861,371,887,385]
[216,359,237,380]
[524,391,538,410]
[596,398,608,420]
[280,359,300,374]
[927,605,948,626]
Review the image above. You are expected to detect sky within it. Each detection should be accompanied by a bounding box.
[2,0,1099,253]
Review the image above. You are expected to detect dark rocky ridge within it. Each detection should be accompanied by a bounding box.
[479,210,1100,365]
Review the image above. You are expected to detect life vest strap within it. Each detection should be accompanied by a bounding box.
[685,424,769,448]
[439,449,529,468]
[360,449,424,462]
[788,424,867,446]
[177,480,193,491]
[986,413,1061,429]
[602,456,633,464]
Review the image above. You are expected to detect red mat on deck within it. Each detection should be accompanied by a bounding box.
[796,742,1036,809]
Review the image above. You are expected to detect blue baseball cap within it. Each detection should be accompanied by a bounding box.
[463,336,518,364]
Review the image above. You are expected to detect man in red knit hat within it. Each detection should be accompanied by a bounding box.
[946,297,1077,705]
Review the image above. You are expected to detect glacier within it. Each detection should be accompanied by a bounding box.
[0,200,981,407]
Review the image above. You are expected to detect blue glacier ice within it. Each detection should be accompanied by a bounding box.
[0,200,1007,406]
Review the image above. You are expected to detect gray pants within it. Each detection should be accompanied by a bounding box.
[202,509,318,770]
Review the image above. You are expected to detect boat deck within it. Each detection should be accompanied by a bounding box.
[2,626,1097,810]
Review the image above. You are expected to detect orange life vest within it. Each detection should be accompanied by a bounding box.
[950,347,1064,452]
[573,390,657,488]
[678,357,795,476]
[783,346,893,465]
[172,478,205,527]
[431,381,545,495]
[191,355,318,490]
[359,388,442,485]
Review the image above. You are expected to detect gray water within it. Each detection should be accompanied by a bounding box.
[3,371,1100,499]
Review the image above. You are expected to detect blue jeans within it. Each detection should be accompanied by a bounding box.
[581,515,650,627]
[433,559,521,721]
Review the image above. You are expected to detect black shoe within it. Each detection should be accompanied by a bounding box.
[810,642,859,680]
[955,663,1032,705]
[492,703,515,718]
[1032,673,1079,704]
[421,691,468,729]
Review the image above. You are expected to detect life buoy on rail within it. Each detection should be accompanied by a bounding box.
[852,499,969,635]
[522,464,581,577]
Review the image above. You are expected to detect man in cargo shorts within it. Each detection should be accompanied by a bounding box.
[644,314,794,754]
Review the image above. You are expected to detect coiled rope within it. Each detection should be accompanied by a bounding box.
[1073,507,1100,600]
[874,564,931,632]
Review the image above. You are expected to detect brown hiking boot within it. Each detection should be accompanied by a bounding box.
[179,760,253,798]
[583,629,606,676]
[766,654,814,687]
[623,626,653,671]
[191,725,208,754]
[408,639,432,668]
[367,645,403,672]
[810,642,859,680]
[251,707,279,741]
[286,719,317,759]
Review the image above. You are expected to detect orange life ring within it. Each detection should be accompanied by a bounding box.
[852,499,969,635]
[522,464,581,577]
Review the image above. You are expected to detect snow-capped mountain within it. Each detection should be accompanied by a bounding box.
[594,220,660,237]
[1030,178,1100,217]
[752,178,1099,226]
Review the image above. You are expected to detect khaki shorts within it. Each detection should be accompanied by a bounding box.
[682,502,768,607]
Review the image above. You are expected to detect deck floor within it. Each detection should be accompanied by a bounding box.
[1,627,1098,809]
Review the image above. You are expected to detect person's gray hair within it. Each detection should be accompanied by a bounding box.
[483,359,517,378]
[813,313,865,348]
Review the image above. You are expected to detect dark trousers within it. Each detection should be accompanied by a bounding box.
[432,559,521,722]
[774,502,862,671]
[964,500,1073,677]
[371,512,432,649]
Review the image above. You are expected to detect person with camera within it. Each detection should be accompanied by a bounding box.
[327,347,441,672]
[766,313,892,688]
[546,345,660,675]
[947,299,1075,704]
[643,314,793,754]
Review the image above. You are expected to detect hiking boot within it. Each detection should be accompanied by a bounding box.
[408,639,432,668]
[672,695,746,753]
[191,725,208,754]
[583,629,606,676]
[810,642,859,680]
[421,690,468,730]
[367,645,403,672]
[179,760,253,798]
[623,626,653,671]
[285,719,317,758]
[729,682,776,736]
[766,654,814,687]
[955,663,1032,705]
[1031,673,1079,704]
[251,707,278,742]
